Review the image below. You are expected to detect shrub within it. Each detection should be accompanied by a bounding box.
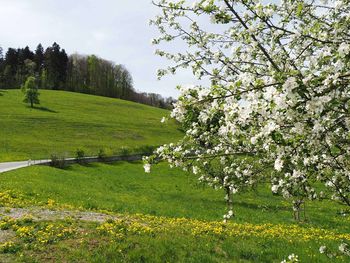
[75,148,86,164]
[119,147,130,156]
[135,145,156,155]
[50,154,67,169]
[98,148,107,161]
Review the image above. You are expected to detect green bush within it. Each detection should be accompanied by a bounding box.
[75,148,86,164]
[135,145,156,155]
[119,147,130,156]
[98,149,107,161]
[50,154,67,169]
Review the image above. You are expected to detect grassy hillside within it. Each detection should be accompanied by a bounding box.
[0,162,349,262]
[0,89,182,161]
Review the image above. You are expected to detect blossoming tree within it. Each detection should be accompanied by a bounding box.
[146,0,350,219]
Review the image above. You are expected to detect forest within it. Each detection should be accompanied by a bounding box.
[0,43,174,109]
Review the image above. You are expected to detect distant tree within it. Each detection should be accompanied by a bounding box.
[3,48,19,88]
[40,69,48,89]
[0,46,3,89]
[24,59,36,76]
[4,48,18,71]
[44,43,68,89]
[16,46,35,84]
[22,76,40,108]
[118,65,133,99]
[67,54,135,99]
[18,46,34,63]
[58,48,68,87]
[34,44,44,74]
[0,46,3,67]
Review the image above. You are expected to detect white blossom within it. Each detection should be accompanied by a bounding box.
[143,163,151,173]
[274,158,284,172]
[192,166,199,175]
[319,245,327,254]
[338,43,350,57]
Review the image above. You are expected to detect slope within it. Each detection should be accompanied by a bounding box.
[0,89,181,161]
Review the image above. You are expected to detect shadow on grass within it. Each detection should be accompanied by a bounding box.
[58,162,100,171]
[79,162,100,168]
[26,105,58,113]
[235,200,290,212]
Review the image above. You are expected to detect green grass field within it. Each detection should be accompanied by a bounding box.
[0,89,182,162]
[0,162,348,230]
[0,162,349,262]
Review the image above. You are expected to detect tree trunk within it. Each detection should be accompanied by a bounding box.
[224,186,234,223]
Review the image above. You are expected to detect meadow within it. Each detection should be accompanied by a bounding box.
[0,162,348,262]
[0,89,182,162]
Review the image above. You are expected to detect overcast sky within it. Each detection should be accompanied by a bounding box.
[0,0,200,98]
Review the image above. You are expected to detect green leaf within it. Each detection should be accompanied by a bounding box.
[296,3,303,17]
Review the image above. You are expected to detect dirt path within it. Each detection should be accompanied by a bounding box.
[0,207,117,223]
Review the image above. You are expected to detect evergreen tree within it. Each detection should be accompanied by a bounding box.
[19,46,34,62]
[0,46,3,62]
[58,48,68,88]
[0,46,3,89]
[44,43,68,89]
[34,44,44,73]
[17,46,35,85]
[4,48,18,88]
[5,48,18,72]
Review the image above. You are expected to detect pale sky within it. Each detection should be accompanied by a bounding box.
[0,0,199,98]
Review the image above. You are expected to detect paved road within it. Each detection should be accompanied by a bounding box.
[0,159,50,174]
[0,154,145,174]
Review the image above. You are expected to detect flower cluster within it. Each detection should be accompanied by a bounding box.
[97,218,153,239]
[148,0,350,216]
[0,191,34,208]
[0,217,75,245]
[98,213,350,242]
[0,241,20,254]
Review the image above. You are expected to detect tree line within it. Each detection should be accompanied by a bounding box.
[0,43,174,109]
